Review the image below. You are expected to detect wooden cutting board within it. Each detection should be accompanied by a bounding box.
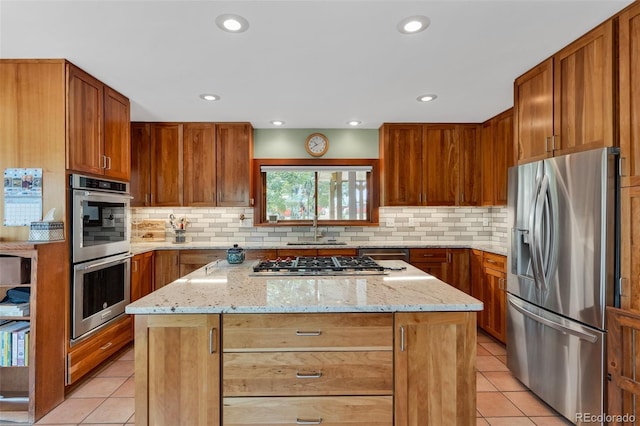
[134,219,166,242]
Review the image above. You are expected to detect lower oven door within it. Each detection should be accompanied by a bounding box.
[72,253,132,341]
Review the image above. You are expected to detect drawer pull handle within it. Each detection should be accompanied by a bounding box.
[486,259,497,264]
[296,371,322,379]
[296,418,322,425]
[422,254,434,257]
[100,342,113,351]
[295,331,321,336]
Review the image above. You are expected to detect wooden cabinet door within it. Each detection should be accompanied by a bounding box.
[103,87,130,180]
[135,314,220,426]
[394,312,476,425]
[423,125,458,206]
[184,123,216,206]
[619,2,640,188]
[442,249,470,294]
[131,251,154,302]
[620,186,640,311]
[410,248,448,281]
[483,266,506,343]
[457,125,480,206]
[606,307,640,420]
[493,109,513,205]
[480,120,495,206]
[150,123,183,206]
[67,64,104,175]
[470,249,486,328]
[379,124,423,206]
[553,20,615,156]
[130,123,151,207]
[216,123,252,206]
[514,59,553,164]
[154,250,180,290]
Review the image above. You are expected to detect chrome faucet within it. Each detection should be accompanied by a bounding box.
[312,214,323,242]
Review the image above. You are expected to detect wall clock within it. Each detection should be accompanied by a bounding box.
[305,133,329,157]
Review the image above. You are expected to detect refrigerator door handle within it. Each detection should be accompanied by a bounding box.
[532,175,548,290]
[508,297,599,343]
[529,175,544,289]
[542,178,558,285]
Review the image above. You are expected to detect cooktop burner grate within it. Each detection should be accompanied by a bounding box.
[252,255,387,275]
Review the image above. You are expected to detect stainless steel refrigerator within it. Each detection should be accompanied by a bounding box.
[507,147,619,424]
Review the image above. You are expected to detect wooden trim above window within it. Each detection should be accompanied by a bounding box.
[252,158,380,226]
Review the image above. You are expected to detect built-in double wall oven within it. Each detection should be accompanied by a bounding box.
[70,174,132,342]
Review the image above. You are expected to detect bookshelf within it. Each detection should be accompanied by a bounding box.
[0,242,67,423]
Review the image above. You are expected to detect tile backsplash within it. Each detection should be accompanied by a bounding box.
[132,206,508,245]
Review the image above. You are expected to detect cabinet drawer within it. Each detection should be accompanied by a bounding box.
[409,248,448,263]
[223,313,393,352]
[483,252,506,271]
[179,249,226,265]
[67,315,132,384]
[223,351,393,396]
[223,396,393,426]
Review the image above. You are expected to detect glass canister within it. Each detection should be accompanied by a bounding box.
[227,244,245,264]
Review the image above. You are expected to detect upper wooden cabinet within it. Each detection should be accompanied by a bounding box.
[514,59,554,164]
[150,123,183,206]
[619,1,640,187]
[184,123,217,206]
[481,109,513,206]
[216,123,253,206]
[130,123,151,207]
[67,64,130,180]
[133,122,253,207]
[379,123,479,206]
[379,124,423,206]
[515,20,615,164]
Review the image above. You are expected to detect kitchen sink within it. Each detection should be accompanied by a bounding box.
[286,240,347,245]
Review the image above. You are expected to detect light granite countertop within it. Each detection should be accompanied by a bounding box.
[125,259,483,315]
[131,240,507,256]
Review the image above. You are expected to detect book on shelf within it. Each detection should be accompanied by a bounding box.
[0,321,29,367]
[0,302,30,317]
[12,324,30,366]
[24,330,29,366]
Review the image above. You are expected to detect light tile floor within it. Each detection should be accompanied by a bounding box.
[32,330,572,426]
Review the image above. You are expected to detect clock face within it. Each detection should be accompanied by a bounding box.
[306,133,329,157]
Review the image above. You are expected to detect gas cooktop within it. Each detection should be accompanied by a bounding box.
[252,255,394,276]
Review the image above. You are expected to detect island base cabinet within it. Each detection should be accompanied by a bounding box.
[394,312,477,426]
[135,314,220,426]
[222,396,393,426]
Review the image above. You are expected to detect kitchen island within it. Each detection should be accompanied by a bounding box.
[126,259,482,426]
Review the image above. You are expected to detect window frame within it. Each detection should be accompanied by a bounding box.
[252,158,380,226]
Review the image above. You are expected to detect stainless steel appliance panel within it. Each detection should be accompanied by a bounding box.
[72,253,131,341]
[507,294,605,423]
[70,174,131,264]
[507,148,617,330]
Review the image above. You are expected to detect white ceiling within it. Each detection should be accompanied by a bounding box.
[0,0,633,128]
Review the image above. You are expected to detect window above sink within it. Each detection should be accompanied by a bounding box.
[252,158,380,227]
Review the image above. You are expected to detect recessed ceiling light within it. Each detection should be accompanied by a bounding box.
[271,120,285,126]
[347,120,361,126]
[397,15,430,34]
[417,94,438,102]
[200,94,220,101]
[216,14,249,33]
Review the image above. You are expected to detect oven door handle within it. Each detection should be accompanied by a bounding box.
[82,191,134,200]
[80,254,133,271]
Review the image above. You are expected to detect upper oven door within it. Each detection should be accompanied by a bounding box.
[72,189,131,263]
